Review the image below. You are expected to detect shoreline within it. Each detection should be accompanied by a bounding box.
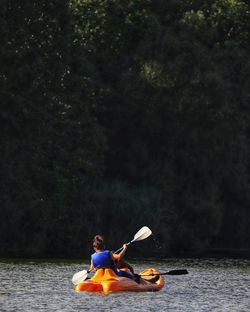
[0,248,249,262]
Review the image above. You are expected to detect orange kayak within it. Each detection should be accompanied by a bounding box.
[75,268,164,294]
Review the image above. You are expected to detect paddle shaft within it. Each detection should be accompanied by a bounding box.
[115,240,133,254]
[140,269,188,276]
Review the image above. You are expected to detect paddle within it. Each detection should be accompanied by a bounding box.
[72,269,90,285]
[140,269,188,277]
[71,226,152,285]
[114,226,152,253]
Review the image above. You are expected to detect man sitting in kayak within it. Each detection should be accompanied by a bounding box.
[90,235,139,282]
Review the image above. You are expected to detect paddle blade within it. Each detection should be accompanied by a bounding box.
[133,226,152,242]
[163,269,188,275]
[115,226,152,253]
[72,269,88,285]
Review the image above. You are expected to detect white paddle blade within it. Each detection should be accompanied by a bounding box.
[133,226,152,242]
[71,270,88,285]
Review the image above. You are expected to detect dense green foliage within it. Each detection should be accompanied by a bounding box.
[1,0,249,258]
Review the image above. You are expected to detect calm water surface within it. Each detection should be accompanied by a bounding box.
[0,258,249,311]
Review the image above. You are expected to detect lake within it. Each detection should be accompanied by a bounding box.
[0,258,249,311]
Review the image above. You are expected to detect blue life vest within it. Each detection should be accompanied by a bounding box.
[91,250,116,269]
[91,250,136,281]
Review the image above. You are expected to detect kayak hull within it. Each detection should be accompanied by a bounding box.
[75,268,164,294]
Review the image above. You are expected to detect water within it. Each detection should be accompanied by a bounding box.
[0,258,249,311]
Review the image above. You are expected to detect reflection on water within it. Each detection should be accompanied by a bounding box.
[0,258,249,311]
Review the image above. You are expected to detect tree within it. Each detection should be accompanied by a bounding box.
[0,0,105,256]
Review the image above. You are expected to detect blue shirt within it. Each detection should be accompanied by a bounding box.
[91,250,115,269]
[91,250,135,281]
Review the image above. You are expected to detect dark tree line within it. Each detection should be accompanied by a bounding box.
[0,0,249,258]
